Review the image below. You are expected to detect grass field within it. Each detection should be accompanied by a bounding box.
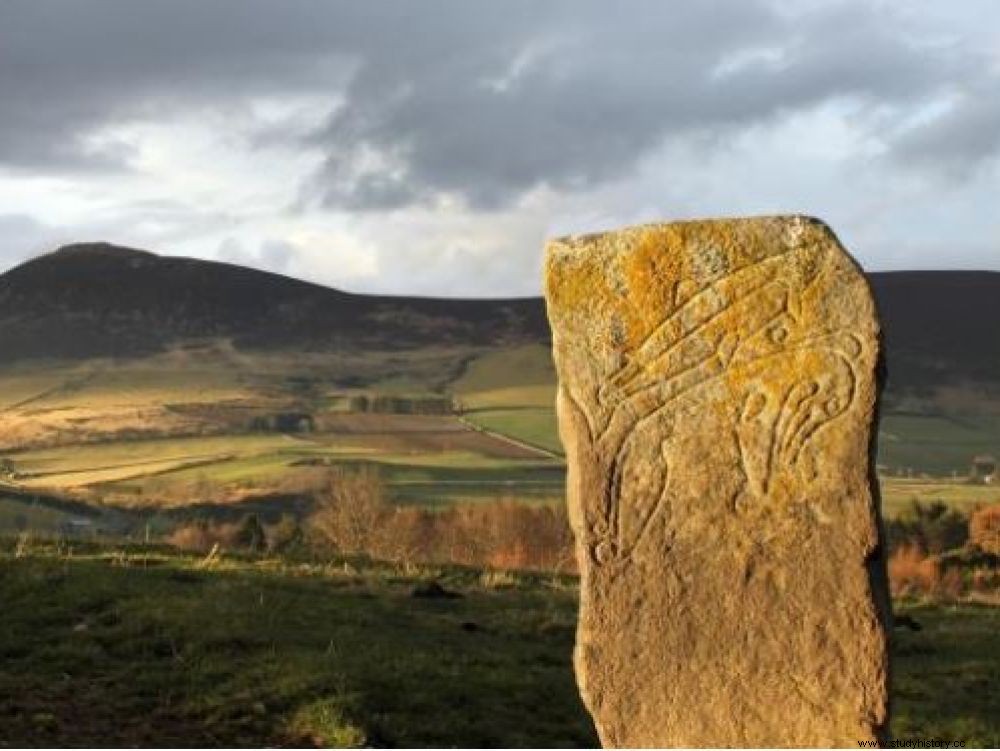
[1,344,999,531]
[455,346,1000,474]
[891,601,1000,745]
[0,540,996,747]
[0,540,595,748]
[0,427,564,514]
[0,345,569,514]
[880,478,1000,519]
[454,345,563,454]
[3,420,995,524]
[452,344,556,410]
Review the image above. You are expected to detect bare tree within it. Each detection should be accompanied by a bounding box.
[310,465,389,555]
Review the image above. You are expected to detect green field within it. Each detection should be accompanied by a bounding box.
[456,346,1000,476]
[1,344,999,532]
[0,345,568,516]
[880,478,1000,519]
[1,432,562,513]
[0,540,996,747]
[453,344,556,410]
[454,345,564,455]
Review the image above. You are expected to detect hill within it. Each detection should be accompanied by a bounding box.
[0,243,548,360]
[0,243,998,481]
[1,245,998,401]
[871,271,1000,401]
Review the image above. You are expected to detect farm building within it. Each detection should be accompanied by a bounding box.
[971,454,997,484]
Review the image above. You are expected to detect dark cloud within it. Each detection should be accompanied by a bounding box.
[307,1,983,210]
[0,0,352,171]
[889,80,1000,178]
[0,0,994,206]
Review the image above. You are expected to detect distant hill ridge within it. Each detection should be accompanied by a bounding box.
[0,242,548,359]
[0,242,998,400]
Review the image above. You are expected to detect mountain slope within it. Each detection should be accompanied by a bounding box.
[0,243,548,360]
[870,271,1000,397]
[1,243,998,404]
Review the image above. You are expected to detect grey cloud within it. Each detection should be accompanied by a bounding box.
[0,214,61,268]
[0,0,565,173]
[0,0,357,171]
[217,237,297,276]
[0,0,996,208]
[309,1,982,211]
[888,80,1000,178]
[312,1,786,210]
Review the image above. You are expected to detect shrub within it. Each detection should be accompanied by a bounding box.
[937,566,965,601]
[889,544,939,598]
[234,514,266,552]
[166,520,216,552]
[970,567,1000,597]
[166,518,243,553]
[969,504,1000,554]
[267,513,304,553]
[889,544,965,601]
[886,500,968,554]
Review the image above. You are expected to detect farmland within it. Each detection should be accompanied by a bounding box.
[0,428,562,512]
[0,344,566,517]
[2,343,999,534]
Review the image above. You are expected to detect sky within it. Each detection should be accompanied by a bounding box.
[0,0,998,297]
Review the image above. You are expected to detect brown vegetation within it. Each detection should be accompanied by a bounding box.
[167,513,291,554]
[969,503,1000,554]
[888,545,963,600]
[886,501,1000,602]
[308,466,575,572]
[165,469,998,592]
[164,467,576,573]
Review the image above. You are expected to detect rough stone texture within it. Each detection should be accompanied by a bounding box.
[544,216,890,748]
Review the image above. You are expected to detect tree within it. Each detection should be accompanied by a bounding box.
[310,466,388,556]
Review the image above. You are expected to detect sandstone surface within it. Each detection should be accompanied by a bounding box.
[545,216,890,747]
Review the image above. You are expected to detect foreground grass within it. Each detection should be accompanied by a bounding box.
[1,542,997,747]
[0,541,595,748]
[892,602,1000,746]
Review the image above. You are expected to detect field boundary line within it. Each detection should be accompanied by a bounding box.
[457,415,563,460]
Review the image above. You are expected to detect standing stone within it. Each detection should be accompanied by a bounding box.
[545,216,890,747]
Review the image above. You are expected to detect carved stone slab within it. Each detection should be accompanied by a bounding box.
[545,216,890,747]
